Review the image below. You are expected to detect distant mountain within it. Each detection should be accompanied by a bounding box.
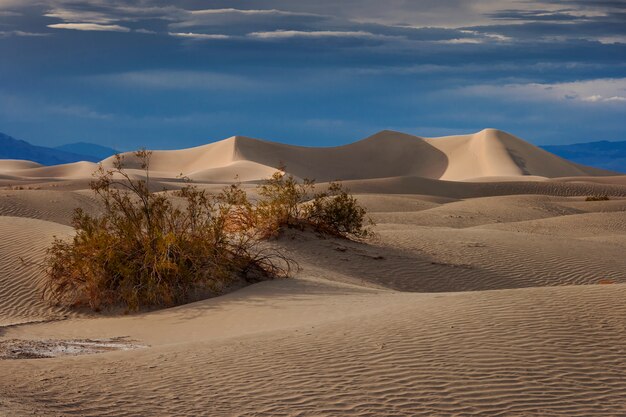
[0,132,97,165]
[55,142,118,161]
[541,141,626,174]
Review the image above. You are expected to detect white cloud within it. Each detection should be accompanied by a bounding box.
[596,36,626,45]
[437,38,484,44]
[458,30,512,41]
[248,30,399,40]
[435,31,511,44]
[0,10,20,16]
[48,23,131,32]
[169,8,327,29]
[44,8,117,24]
[459,78,626,105]
[190,8,321,17]
[583,95,626,103]
[168,32,230,40]
[135,28,156,34]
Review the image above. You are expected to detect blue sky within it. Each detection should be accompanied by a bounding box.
[1,0,625,150]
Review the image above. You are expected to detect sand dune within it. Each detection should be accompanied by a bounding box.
[0,128,611,185]
[425,128,608,180]
[183,129,614,181]
[0,159,43,172]
[0,189,100,225]
[2,280,626,416]
[11,161,99,180]
[0,217,73,327]
[341,175,626,198]
[1,129,626,416]
[105,129,610,182]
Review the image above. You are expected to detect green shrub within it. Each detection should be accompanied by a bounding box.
[43,151,293,311]
[585,195,610,201]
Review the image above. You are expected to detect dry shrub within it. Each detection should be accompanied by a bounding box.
[43,158,371,312]
[585,195,610,201]
[256,170,372,239]
[256,170,315,237]
[43,151,293,311]
[305,182,372,238]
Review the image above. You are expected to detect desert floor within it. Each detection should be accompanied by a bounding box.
[1,176,626,416]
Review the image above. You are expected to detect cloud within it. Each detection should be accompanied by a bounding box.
[189,8,322,17]
[436,38,484,44]
[42,4,182,24]
[487,9,596,22]
[0,10,20,16]
[168,32,230,40]
[48,23,131,32]
[597,35,626,44]
[44,8,118,24]
[458,78,626,105]
[168,7,328,31]
[248,30,400,40]
[582,95,626,102]
[0,30,49,37]
[457,30,512,42]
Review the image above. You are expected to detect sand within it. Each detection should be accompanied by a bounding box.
[1,129,626,416]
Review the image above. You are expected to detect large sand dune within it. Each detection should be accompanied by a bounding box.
[1,129,626,416]
[0,129,617,185]
[100,128,610,182]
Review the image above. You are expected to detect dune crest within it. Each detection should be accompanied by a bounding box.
[125,128,614,182]
[2,129,617,183]
[0,159,43,172]
[426,128,608,180]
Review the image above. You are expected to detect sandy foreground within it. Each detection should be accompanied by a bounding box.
[1,130,626,416]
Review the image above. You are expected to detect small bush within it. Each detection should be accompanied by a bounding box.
[255,169,315,237]
[305,182,371,238]
[256,170,372,239]
[43,151,293,311]
[585,195,610,201]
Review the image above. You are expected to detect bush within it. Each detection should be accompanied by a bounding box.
[43,151,293,311]
[255,169,314,237]
[256,170,372,239]
[42,159,371,312]
[305,182,371,238]
[585,195,610,201]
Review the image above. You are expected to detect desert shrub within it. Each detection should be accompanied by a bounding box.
[305,182,371,238]
[43,151,293,311]
[585,195,610,201]
[256,169,315,236]
[256,171,372,239]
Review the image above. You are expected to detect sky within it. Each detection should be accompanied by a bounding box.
[0,0,625,150]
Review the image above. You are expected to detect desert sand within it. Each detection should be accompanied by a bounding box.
[1,129,625,416]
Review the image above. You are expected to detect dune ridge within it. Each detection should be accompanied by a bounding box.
[0,129,620,185]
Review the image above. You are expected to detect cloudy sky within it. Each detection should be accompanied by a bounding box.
[1,0,625,149]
